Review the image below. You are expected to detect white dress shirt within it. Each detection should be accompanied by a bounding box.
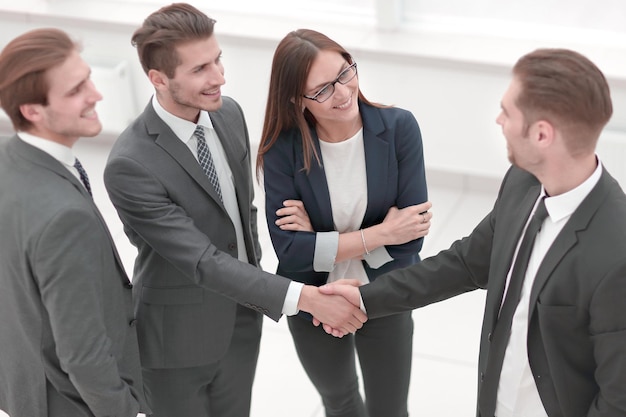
[313,128,393,279]
[495,160,602,417]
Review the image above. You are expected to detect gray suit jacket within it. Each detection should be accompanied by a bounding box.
[104,97,291,369]
[361,166,626,416]
[0,136,148,417]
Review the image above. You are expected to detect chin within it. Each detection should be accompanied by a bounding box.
[507,154,516,165]
[202,98,223,113]
[83,124,103,138]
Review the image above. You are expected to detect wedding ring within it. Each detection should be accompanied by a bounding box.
[422,213,427,224]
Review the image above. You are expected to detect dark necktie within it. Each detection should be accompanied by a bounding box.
[73,158,92,197]
[194,125,223,202]
[478,197,548,417]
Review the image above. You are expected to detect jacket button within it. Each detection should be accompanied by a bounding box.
[125,282,133,289]
[228,243,236,251]
[480,372,484,382]
[488,332,492,342]
[129,319,137,327]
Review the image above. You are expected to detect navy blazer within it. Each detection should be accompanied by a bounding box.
[263,101,428,286]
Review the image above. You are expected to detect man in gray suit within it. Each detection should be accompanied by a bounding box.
[0,29,149,417]
[103,4,366,417]
[323,49,626,416]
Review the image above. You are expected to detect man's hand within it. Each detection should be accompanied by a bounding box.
[315,280,365,336]
[319,279,362,305]
[297,281,367,337]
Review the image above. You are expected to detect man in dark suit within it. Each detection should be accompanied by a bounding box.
[0,28,149,417]
[103,4,365,417]
[323,48,626,416]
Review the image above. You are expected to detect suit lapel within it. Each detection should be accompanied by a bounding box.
[360,104,389,226]
[11,136,88,198]
[209,110,248,217]
[305,128,334,229]
[486,184,541,330]
[145,105,225,207]
[528,170,609,310]
[9,136,129,280]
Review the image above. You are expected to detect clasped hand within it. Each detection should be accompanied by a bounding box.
[298,279,366,338]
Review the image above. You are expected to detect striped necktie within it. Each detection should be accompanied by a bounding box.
[194,125,223,202]
[73,158,92,196]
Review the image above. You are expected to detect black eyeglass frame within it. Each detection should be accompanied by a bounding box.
[303,62,358,103]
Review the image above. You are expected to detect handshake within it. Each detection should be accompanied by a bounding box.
[297,279,366,338]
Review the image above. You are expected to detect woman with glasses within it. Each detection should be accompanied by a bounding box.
[256,29,431,417]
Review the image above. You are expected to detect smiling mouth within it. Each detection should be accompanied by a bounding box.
[81,109,98,119]
[202,88,221,96]
[334,95,352,110]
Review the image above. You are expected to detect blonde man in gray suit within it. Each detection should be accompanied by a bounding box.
[0,29,149,417]
[103,4,366,417]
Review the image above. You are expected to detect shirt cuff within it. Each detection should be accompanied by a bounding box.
[282,281,304,316]
[313,231,338,272]
[363,246,393,269]
[359,291,367,314]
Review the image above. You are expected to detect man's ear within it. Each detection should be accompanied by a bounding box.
[534,120,555,147]
[148,69,168,90]
[19,103,42,123]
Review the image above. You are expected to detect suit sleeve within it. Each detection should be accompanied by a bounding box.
[359,163,529,317]
[360,207,492,318]
[34,206,139,417]
[104,154,289,321]
[378,108,428,260]
[359,163,516,317]
[262,135,319,273]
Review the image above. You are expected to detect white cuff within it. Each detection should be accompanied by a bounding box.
[282,281,304,316]
[313,231,338,272]
[363,246,393,269]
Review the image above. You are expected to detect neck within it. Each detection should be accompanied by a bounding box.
[155,92,200,123]
[316,116,362,143]
[535,154,598,196]
[25,127,77,148]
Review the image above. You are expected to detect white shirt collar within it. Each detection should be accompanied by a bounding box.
[151,95,215,143]
[542,157,603,223]
[17,131,75,167]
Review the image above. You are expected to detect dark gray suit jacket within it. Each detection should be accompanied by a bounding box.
[104,97,291,369]
[361,166,626,416]
[0,136,147,417]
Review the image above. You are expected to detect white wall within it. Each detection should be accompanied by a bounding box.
[1,1,626,185]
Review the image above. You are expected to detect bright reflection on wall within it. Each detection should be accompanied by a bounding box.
[118,0,376,23]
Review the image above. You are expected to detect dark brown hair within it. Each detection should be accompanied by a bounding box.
[132,2,216,78]
[513,48,612,155]
[0,28,77,131]
[256,29,381,176]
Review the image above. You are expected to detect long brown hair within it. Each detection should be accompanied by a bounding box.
[513,48,612,155]
[256,29,380,177]
[132,2,216,78]
[0,28,77,131]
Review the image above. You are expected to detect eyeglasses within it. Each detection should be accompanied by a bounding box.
[303,62,358,103]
